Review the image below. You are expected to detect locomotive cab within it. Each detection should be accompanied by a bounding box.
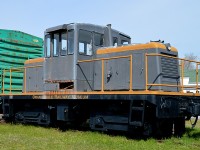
[24,23,131,92]
[44,25,75,91]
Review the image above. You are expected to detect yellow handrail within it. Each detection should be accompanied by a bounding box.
[197,63,200,93]
[145,53,148,91]
[145,53,200,93]
[181,60,184,92]
[129,55,133,91]
[10,69,12,93]
[2,65,42,94]
[101,59,104,91]
[78,55,133,92]
[1,54,199,95]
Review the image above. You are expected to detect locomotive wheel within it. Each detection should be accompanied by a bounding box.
[173,117,185,137]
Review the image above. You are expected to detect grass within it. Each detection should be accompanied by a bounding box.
[0,121,200,150]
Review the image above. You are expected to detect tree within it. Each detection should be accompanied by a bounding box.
[183,53,198,70]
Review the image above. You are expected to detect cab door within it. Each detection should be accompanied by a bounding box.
[77,30,94,91]
[77,30,104,92]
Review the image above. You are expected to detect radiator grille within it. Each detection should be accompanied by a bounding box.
[161,56,179,78]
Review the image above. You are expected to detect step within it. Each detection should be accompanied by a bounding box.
[132,106,144,111]
[129,121,143,126]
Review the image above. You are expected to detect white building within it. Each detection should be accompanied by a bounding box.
[182,70,200,93]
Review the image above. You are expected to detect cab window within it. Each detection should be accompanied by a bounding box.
[120,34,131,45]
[61,32,67,56]
[45,34,51,57]
[45,30,74,57]
[61,30,74,56]
[121,40,129,45]
[53,33,59,56]
[68,30,74,54]
[113,37,118,46]
[79,30,92,56]
[94,33,104,47]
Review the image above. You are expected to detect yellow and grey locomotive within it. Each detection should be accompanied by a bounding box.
[1,23,200,136]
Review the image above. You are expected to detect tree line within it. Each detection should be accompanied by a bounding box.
[183,53,199,70]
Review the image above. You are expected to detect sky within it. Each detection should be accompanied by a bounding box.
[1,0,200,59]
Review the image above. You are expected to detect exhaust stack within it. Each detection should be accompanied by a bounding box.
[106,24,113,46]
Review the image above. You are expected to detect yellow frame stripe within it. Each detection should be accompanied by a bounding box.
[0,91,200,97]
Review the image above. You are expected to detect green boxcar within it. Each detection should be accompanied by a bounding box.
[0,29,43,93]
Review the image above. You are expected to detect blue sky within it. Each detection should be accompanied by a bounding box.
[1,0,200,58]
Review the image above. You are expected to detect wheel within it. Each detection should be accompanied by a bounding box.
[174,117,185,137]
[153,119,173,138]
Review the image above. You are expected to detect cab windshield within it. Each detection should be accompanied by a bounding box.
[45,30,74,57]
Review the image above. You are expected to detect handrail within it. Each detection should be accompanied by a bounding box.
[2,65,43,94]
[145,53,148,91]
[145,53,200,93]
[78,55,133,92]
[1,53,199,95]
[196,63,200,93]
[101,59,104,91]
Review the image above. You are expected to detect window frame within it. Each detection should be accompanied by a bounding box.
[45,30,75,58]
[120,34,131,45]
[113,37,118,46]
[60,31,67,56]
[121,40,129,45]
[94,32,104,47]
[45,34,51,58]
[78,29,93,56]
[53,33,59,57]
[67,30,74,55]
